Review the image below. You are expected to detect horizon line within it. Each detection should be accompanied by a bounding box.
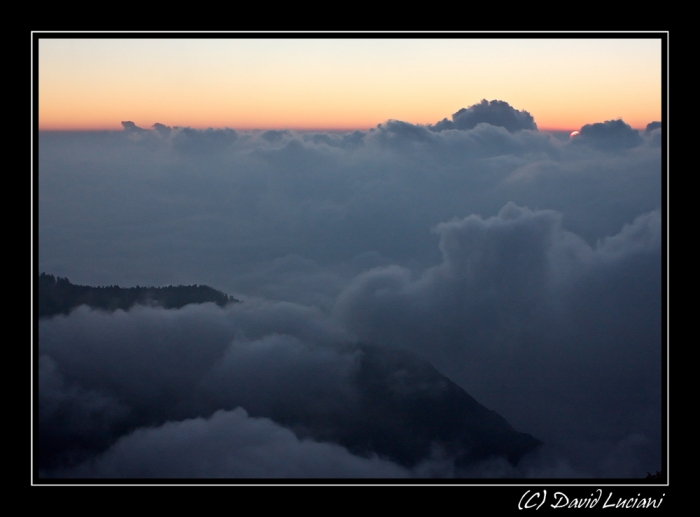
[37,123,655,133]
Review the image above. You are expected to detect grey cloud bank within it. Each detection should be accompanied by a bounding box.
[37,100,664,479]
[53,407,413,479]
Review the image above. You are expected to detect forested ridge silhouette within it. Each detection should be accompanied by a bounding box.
[38,273,239,318]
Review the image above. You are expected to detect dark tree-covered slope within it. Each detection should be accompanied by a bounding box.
[38,273,239,318]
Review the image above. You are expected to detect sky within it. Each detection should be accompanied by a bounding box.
[34,34,666,483]
[38,37,662,131]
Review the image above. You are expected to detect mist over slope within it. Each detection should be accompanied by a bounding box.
[40,315,540,477]
[37,100,663,478]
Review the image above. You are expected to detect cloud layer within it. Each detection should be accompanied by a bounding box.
[37,101,663,479]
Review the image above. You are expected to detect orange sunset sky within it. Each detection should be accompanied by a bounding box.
[37,37,663,132]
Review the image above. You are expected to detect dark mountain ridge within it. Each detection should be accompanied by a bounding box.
[38,272,239,318]
[262,342,542,470]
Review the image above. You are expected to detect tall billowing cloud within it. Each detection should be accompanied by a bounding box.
[334,204,661,477]
[430,99,537,132]
[37,103,663,479]
[645,121,661,133]
[574,119,643,150]
[152,123,171,138]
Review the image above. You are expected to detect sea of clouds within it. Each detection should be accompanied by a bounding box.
[37,100,663,479]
